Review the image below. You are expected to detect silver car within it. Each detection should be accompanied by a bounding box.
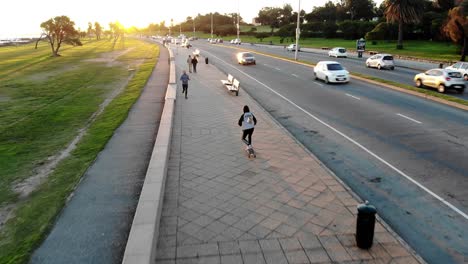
[445,62,468,81]
[414,68,465,93]
[236,52,256,65]
[366,54,395,70]
[328,47,347,58]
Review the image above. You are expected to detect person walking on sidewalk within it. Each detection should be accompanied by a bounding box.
[180,70,190,99]
[187,55,193,73]
[238,105,257,149]
[191,55,198,73]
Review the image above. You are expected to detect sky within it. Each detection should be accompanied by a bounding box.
[1,0,383,38]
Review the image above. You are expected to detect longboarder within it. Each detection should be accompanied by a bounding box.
[238,105,257,158]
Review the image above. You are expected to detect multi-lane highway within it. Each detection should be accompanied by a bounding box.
[213,42,468,101]
[185,41,468,263]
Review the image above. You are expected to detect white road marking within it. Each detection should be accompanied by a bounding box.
[292,74,299,78]
[313,82,323,87]
[263,63,270,67]
[202,49,468,220]
[275,67,281,71]
[346,93,361,100]
[397,113,422,124]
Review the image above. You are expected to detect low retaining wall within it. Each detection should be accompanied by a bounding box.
[122,47,176,264]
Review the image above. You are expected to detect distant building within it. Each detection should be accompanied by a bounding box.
[251,18,261,26]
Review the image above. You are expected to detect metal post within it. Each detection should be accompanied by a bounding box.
[237,0,240,41]
[211,13,213,39]
[193,17,195,38]
[294,0,301,61]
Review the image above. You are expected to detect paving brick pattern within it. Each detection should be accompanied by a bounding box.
[154,47,422,264]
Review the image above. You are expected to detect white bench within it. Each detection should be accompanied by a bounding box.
[221,74,240,96]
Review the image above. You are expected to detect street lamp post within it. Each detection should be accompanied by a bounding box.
[294,0,301,61]
[236,13,240,40]
[211,13,213,39]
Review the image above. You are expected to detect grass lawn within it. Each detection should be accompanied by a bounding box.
[0,38,159,263]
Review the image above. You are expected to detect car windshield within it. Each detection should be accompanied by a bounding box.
[338,48,346,53]
[243,53,253,58]
[383,56,393,60]
[447,71,462,78]
[327,64,344,71]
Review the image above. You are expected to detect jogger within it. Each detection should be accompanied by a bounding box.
[180,70,190,99]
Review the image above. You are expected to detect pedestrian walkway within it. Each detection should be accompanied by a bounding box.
[155,47,422,264]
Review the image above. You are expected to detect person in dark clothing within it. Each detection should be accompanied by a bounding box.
[191,55,198,73]
[180,71,190,99]
[238,105,257,149]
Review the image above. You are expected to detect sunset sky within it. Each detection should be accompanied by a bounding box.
[1,0,383,38]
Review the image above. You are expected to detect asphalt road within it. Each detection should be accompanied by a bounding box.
[213,42,468,101]
[187,41,468,263]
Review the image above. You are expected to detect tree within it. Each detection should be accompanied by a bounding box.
[94,22,102,40]
[87,22,94,38]
[256,7,283,34]
[305,1,338,22]
[39,16,81,56]
[341,0,376,20]
[384,0,424,49]
[443,0,468,60]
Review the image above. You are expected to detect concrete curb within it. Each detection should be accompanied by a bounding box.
[121,47,176,264]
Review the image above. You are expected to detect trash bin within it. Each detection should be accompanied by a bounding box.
[439,63,443,69]
[205,57,209,64]
[356,201,377,249]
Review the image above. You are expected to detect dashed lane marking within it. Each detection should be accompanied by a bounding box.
[397,113,422,124]
[346,93,361,100]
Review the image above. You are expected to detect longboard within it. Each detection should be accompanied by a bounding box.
[245,147,256,158]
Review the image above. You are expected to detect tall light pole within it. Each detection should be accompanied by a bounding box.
[236,0,240,40]
[193,17,195,38]
[211,13,213,39]
[294,0,301,61]
[170,18,173,36]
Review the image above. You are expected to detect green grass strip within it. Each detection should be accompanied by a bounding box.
[0,41,159,264]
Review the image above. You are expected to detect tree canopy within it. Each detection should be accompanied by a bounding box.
[40,16,81,56]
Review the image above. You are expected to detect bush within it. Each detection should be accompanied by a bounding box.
[365,22,397,41]
[255,32,270,42]
[338,20,376,40]
[323,21,338,38]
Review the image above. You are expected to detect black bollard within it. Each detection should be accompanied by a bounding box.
[205,57,209,64]
[356,201,377,249]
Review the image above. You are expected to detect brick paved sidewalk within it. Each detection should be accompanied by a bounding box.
[155,46,422,264]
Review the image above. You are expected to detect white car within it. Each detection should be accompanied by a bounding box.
[328,47,347,58]
[414,68,465,93]
[236,52,256,65]
[366,54,395,70]
[445,62,468,81]
[232,38,241,45]
[314,61,350,84]
[286,44,300,51]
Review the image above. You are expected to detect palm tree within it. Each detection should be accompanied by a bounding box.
[384,0,424,49]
